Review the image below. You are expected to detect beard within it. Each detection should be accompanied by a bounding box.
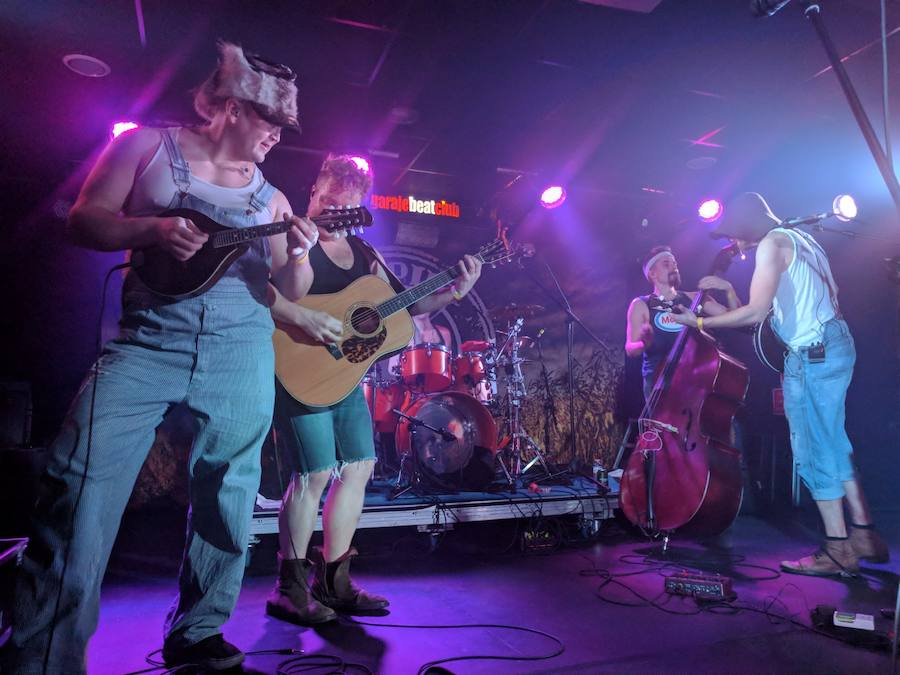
[668,271,681,288]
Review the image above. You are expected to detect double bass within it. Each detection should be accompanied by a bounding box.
[620,244,748,538]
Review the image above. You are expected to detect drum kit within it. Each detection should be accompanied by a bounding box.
[361,303,551,493]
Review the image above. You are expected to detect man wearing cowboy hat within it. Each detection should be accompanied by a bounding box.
[669,192,888,577]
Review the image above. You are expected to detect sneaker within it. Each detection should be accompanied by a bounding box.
[162,634,245,671]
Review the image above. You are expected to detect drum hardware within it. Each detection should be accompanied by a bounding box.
[494,317,551,486]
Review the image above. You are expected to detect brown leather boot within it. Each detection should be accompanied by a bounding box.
[781,538,859,577]
[266,554,337,625]
[310,546,389,613]
[848,523,890,563]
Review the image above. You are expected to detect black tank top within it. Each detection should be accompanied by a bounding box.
[308,236,372,295]
[640,292,692,378]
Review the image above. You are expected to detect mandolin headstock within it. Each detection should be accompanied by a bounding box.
[314,205,374,236]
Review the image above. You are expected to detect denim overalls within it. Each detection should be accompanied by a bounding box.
[4,128,277,673]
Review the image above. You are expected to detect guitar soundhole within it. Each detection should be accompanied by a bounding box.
[349,306,380,335]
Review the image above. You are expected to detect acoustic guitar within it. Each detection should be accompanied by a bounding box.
[274,239,513,408]
[131,206,372,298]
[753,309,787,373]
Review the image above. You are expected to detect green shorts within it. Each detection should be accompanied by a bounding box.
[274,380,376,476]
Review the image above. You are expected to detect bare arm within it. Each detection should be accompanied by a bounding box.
[672,236,786,329]
[410,255,482,315]
[266,283,342,344]
[268,190,319,301]
[67,128,208,257]
[625,297,651,357]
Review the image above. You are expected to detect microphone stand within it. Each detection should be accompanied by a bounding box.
[521,259,610,469]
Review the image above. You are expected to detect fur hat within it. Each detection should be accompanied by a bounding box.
[710,192,781,242]
[195,41,299,129]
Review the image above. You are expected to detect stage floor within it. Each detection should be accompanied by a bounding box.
[91,513,898,674]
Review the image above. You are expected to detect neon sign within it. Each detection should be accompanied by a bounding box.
[369,194,461,218]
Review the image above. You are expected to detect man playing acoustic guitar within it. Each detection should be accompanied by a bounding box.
[265,154,483,625]
[669,192,888,577]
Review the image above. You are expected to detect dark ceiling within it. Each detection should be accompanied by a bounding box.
[3,0,899,218]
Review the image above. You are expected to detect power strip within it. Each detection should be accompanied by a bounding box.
[664,570,735,601]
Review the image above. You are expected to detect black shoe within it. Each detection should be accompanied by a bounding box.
[162,634,245,671]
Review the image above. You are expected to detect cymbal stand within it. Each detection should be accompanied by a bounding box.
[496,318,551,486]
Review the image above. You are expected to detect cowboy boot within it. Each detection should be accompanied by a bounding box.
[266,554,337,625]
[848,523,890,563]
[781,538,859,577]
[310,546,389,613]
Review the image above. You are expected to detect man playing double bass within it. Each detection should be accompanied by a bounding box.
[669,192,889,577]
[626,245,742,401]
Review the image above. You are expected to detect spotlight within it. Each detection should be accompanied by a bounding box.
[832,194,857,222]
[111,121,139,139]
[540,185,566,209]
[349,156,370,173]
[698,198,724,222]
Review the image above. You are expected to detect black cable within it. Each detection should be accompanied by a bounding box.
[341,617,565,675]
[42,261,130,675]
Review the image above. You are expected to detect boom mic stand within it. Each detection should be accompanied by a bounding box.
[765,1,900,221]
[520,258,610,469]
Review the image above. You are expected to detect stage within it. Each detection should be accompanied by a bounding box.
[91,508,898,674]
[250,474,619,543]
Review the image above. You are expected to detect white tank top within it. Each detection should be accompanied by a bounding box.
[124,128,272,223]
[771,227,839,349]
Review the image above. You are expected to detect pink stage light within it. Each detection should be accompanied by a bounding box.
[540,185,566,209]
[111,121,140,139]
[698,198,724,222]
[349,156,370,173]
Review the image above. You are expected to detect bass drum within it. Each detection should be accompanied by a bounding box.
[395,391,498,490]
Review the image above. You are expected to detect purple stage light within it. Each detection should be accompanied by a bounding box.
[540,185,566,209]
[111,121,139,139]
[698,198,724,222]
[349,156,370,173]
[832,194,857,222]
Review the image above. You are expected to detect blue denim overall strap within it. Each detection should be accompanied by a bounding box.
[160,127,192,195]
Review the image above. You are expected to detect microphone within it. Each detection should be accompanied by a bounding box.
[438,428,456,442]
[779,212,829,228]
[750,0,793,18]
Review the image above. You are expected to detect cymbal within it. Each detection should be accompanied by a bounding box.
[460,339,493,353]
[496,334,535,350]
[489,303,545,321]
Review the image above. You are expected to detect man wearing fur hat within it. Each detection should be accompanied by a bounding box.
[669,192,889,577]
[1,42,335,672]
[626,245,741,401]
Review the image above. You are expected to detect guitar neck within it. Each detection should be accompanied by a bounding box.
[376,267,460,317]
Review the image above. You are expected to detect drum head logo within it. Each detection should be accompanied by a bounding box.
[654,310,685,333]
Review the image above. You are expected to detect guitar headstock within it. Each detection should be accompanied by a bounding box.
[475,237,535,269]
[315,206,374,236]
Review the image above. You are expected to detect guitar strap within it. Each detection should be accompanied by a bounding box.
[352,236,407,294]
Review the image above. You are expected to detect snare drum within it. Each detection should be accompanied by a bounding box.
[399,343,453,392]
[360,376,410,433]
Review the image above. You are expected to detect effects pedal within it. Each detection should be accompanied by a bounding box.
[664,570,735,601]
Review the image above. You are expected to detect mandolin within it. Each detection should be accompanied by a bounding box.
[131,206,373,298]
